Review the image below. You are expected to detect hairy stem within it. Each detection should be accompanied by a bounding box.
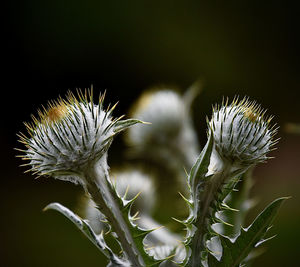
[188,167,230,267]
[84,158,144,267]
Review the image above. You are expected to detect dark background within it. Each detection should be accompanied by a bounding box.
[3,1,300,266]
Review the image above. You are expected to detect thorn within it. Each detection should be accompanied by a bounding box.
[178,191,192,206]
[221,202,239,212]
[144,246,155,251]
[171,217,186,225]
[140,120,151,125]
[123,191,142,209]
[255,235,277,247]
[216,217,234,227]
[131,210,140,221]
[183,167,189,178]
[123,184,130,200]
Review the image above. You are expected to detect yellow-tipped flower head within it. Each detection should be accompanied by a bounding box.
[208,97,278,167]
[18,90,140,184]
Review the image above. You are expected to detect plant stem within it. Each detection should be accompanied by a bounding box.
[84,158,144,267]
[188,167,230,267]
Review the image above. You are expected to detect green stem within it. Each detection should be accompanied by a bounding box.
[188,167,231,267]
[84,159,144,267]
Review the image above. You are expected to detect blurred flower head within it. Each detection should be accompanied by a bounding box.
[127,89,185,145]
[126,88,200,168]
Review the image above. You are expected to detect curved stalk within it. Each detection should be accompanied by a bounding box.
[83,159,145,267]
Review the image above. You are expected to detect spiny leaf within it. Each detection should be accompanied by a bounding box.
[208,197,288,267]
[182,135,214,266]
[112,187,160,267]
[98,173,161,266]
[148,245,186,265]
[114,119,146,133]
[44,202,130,266]
[189,133,214,194]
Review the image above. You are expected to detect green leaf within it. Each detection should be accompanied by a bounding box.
[208,197,288,267]
[120,196,161,266]
[189,133,214,200]
[44,202,130,266]
[182,134,214,265]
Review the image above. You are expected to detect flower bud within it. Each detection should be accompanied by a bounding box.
[208,97,278,168]
[18,90,139,184]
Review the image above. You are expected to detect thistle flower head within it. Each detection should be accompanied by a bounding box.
[18,89,139,184]
[127,89,186,145]
[127,88,200,168]
[208,97,278,167]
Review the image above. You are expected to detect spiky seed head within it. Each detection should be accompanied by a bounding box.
[18,89,138,184]
[208,97,278,167]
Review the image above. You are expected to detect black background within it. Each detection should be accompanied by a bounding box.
[2,1,300,266]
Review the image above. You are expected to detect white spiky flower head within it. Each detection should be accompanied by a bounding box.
[18,89,141,185]
[208,97,278,168]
